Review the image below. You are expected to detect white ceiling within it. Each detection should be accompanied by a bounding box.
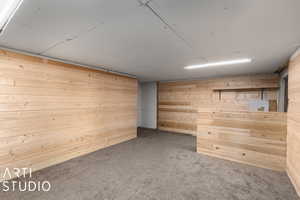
[0,0,300,81]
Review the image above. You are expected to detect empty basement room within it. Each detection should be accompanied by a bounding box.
[1,1,300,200]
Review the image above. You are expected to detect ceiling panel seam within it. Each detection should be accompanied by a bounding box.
[39,40,65,55]
[38,25,97,55]
[137,0,193,49]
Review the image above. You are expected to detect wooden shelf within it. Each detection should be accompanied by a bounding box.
[213,87,279,91]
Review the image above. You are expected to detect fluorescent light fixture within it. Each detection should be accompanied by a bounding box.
[0,0,24,34]
[184,58,252,69]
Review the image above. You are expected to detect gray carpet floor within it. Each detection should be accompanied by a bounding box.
[1,129,299,200]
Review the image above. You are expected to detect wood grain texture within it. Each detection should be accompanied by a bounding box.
[0,50,137,181]
[158,74,279,135]
[287,52,300,196]
[197,111,287,171]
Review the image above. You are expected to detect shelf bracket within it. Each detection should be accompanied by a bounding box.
[261,89,264,100]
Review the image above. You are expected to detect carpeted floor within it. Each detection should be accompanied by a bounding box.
[1,129,299,200]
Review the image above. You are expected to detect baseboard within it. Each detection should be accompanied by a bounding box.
[138,127,157,131]
[158,127,197,136]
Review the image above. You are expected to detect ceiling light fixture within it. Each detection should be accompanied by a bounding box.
[184,58,252,69]
[0,0,24,35]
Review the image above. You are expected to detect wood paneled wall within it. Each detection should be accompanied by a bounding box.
[158,74,287,170]
[197,111,287,171]
[287,52,300,196]
[158,74,279,135]
[0,50,137,180]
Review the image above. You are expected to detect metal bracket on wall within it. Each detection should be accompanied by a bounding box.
[261,89,264,100]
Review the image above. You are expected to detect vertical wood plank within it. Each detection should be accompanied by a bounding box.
[287,52,300,197]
